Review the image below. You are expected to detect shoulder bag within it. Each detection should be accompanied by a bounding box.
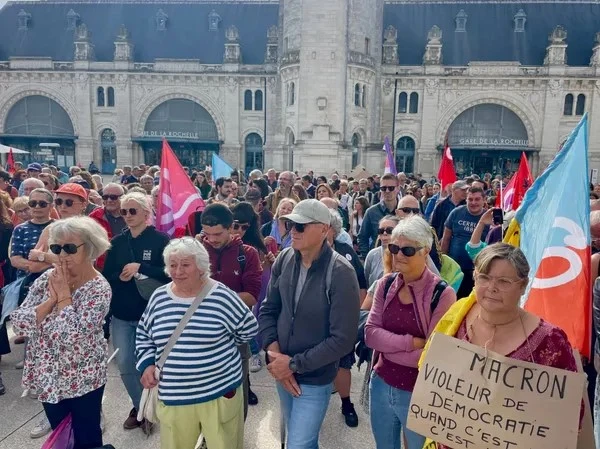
[138,279,216,423]
[127,234,166,301]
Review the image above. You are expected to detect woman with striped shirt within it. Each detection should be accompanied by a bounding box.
[136,237,258,449]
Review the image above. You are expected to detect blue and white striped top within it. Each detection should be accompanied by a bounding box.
[135,281,258,406]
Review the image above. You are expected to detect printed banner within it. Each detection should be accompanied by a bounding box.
[407,333,585,449]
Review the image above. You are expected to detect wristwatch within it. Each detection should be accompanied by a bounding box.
[37,253,45,262]
[289,358,298,374]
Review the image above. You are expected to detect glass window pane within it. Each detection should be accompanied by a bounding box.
[398,92,407,113]
[255,90,263,111]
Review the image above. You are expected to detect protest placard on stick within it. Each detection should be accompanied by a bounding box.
[407,333,586,449]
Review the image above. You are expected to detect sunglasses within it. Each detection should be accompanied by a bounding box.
[388,244,423,257]
[398,207,421,215]
[284,221,319,233]
[55,198,80,207]
[28,200,50,208]
[120,208,138,216]
[49,243,84,255]
[377,227,394,235]
[168,236,202,247]
[380,186,396,192]
[102,194,122,201]
[233,222,250,231]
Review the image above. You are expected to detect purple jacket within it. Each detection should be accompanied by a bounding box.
[365,268,456,368]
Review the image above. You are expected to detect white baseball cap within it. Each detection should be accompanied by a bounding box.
[282,199,331,225]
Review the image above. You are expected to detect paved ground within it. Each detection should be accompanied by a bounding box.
[0,324,376,449]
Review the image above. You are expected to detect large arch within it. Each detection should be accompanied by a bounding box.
[0,89,78,136]
[437,96,537,149]
[135,92,225,142]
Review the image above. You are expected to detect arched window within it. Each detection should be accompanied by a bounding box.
[354,83,361,106]
[244,90,253,111]
[351,133,360,168]
[395,136,415,173]
[101,128,117,174]
[563,94,573,116]
[409,92,419,113]
[107,87,115,107]
[576,94,585,116]
[245,133,263,173]
[398,92,408,113]
[97,87,105,107]
[289,82,295,106]
[254,90,263,111]
[361,85,367,108]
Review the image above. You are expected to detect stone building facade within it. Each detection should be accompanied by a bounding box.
[0,0,598,177]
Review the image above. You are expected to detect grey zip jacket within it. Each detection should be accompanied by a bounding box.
[259,243,360,385]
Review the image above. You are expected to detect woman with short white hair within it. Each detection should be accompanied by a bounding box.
[136,237,258,449]
[365,215,456,449]
[11,216,112,449]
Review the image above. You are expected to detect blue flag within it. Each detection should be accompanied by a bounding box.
[211,153,234,181]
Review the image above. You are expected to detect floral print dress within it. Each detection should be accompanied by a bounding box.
[10,270,111,404]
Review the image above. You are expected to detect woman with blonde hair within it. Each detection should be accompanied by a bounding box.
[316,183,335,200]
[261,198,297,251]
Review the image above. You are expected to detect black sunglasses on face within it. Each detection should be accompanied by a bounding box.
[398,207,421,215]
[388,243,423,257]
[120,208,138,216]
[380,186,396,192]
[233,222,250,231]
[28,200,49,208]
[284,221,319,233]
[377,227,394,235]
[102,194,121,201]
[49,243,84,255]
[55,198,79,207]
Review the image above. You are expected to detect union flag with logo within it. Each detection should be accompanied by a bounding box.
[504,114,591,357]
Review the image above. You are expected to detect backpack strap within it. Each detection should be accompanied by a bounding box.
[430,280,448,313]
[325,252,339,305]
[382,273,399,299]
[237,245,246,274]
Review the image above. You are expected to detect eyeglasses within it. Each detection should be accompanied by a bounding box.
[233,222,250,231]
[168,236,203,247]
[55,198,80,207]
[284,221,319,233]
[102,194,122,201]
[28,200,50,208]
[474,273,522,292]
[388,244,422,257]
[377,227,394,235]
[398,207,421,215]
[120,208,138,216]
[49,243,84,255]
[380,186,396,192]
[15,208,30,214]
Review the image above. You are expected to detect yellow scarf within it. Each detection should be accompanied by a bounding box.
[417,291,477,449]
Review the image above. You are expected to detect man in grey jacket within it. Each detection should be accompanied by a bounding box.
[259,199,360,449]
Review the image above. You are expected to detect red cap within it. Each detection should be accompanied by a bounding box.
[55,183,88,201]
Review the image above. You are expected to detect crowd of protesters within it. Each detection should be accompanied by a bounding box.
[0,159,596,449]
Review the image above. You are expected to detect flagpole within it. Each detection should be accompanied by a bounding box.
[390,74,398,157]
[500,177,503,209]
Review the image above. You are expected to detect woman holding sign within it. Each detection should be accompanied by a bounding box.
[419,243,580,449]
[365,215,456,449]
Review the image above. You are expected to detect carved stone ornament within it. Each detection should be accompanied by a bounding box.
[549,25,567,44]
[226,25,239,43]
[117,24,130,41]
[425,78,439,95]
[384,25,398,44]
[548,79,562,97]
[427,25,442,44]
[382,78,393,96]
[156,9,168,31]
[76,23,90,41]
[591,32,600,67]
[267,25,278,43]
[208,9,221,32]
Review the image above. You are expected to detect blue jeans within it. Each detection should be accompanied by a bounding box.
[276,381,333,449]
[369,372,425,449]
[111,317,143,410]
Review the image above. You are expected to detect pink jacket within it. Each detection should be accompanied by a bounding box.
[365,268,456,368]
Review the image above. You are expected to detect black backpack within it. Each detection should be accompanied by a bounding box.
[355,274,448,367]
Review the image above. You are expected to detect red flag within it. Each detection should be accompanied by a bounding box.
[157,139,205,236]
[437,143,457,189]
[510,152,533,210]
[6,147,15,175]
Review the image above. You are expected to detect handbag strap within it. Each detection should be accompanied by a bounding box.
[156,279,216,370]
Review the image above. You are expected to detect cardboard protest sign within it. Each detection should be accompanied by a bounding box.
[407,333,586,449]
